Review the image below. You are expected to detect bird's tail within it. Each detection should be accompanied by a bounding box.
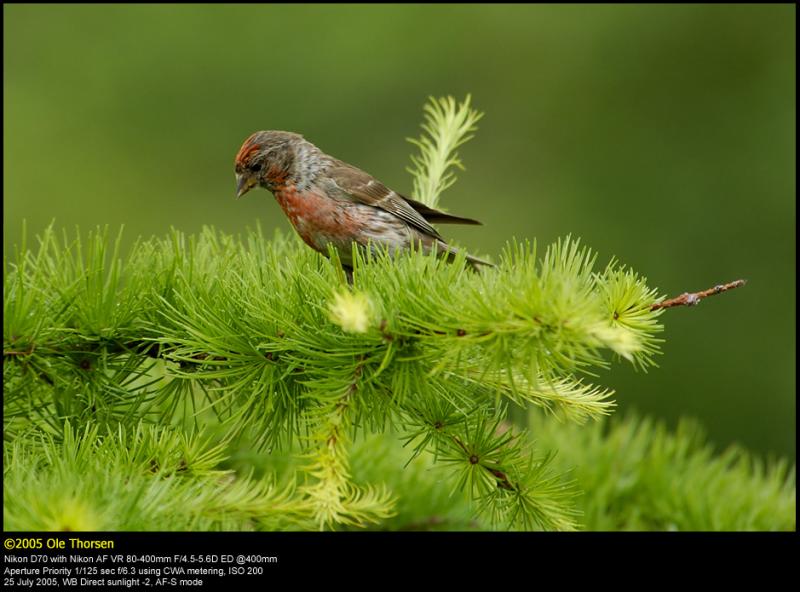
[465,252,496,270]
[436,241,495,270]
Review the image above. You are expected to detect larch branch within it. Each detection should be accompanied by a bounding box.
[651,279,746,311]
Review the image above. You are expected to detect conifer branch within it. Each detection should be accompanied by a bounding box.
[529,411,795,531]
[650,279,747,310]
[1,225,666,530]
[299,359,396,530]
[3,95,761,532]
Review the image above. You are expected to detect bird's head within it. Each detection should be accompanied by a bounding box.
[234,130,304,198]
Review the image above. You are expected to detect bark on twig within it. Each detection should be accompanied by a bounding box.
[651,279,746,311]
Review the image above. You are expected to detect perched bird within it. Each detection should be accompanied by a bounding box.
[234,131,492,273]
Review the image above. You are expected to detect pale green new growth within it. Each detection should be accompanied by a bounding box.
[299,392,396,530]
[328,290,375,334]
[406,95,483,207]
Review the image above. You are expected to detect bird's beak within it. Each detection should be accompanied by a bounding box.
[236,174,255,199]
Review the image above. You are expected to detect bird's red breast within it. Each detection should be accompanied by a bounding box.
[273,183,359,252]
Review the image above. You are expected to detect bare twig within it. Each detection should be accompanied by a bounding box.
[651,279,747,311]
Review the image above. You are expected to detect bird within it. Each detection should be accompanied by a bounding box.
[233,130,492,275]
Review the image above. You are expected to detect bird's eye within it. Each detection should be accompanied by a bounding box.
[247,162,262,173]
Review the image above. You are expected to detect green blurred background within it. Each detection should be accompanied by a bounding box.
[4,5,795,460]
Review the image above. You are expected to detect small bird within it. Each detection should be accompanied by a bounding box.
[234,131,492,273]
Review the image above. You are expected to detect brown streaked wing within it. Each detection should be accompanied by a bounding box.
[328,162,444,240]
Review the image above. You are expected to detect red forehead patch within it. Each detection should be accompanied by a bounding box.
[235,134,262,164]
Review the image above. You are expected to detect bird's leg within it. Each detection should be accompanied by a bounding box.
[342,264,354,285]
